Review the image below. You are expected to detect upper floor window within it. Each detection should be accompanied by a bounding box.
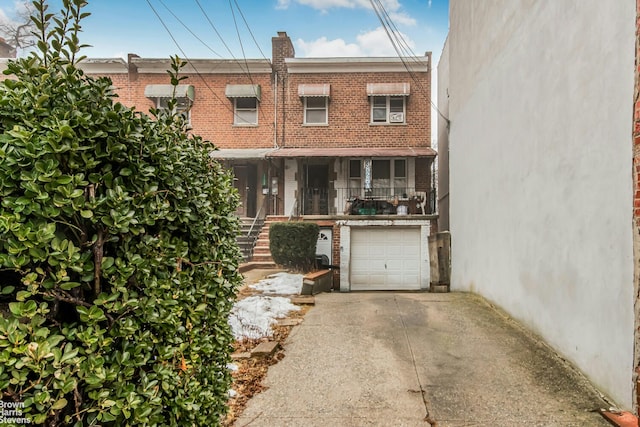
[144,84,194,125]
[366,83,410,124]
[298,84,330,125]
[371,96,405,124]
[304,97,328,124]
[225,84,261,126]
[234,97,258,125]
[157,97,191,124]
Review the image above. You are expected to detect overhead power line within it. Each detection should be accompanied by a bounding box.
[368,0,449,125]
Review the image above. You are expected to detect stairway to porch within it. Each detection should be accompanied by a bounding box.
[238,216,289,269]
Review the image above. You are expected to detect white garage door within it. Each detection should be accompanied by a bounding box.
[350,227,421,291]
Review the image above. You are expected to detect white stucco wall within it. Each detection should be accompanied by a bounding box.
[437,37,450,231]
[448,0,635,408]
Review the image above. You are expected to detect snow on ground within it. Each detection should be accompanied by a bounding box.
[229,295,300,340]
[249,272,303,295]
[229,272,304,340]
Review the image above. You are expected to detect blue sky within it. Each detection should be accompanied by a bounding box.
[0,0,449,62]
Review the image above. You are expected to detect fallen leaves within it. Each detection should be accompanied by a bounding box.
[222,278,311,426]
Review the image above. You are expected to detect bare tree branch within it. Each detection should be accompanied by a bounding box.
[0,1,37,54]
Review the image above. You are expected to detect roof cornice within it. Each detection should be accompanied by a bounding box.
[131,58,273,74]
[78,58,128,74]
[285,56,430,74]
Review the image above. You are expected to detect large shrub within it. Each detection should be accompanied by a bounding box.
[0,1,242,425]
[269,222,319,272]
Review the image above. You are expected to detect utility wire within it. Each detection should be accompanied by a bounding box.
[157,0,224,59]
[233,0,270,62]
[227,0,261,105]
[194,0,239,60]
[145,0,239,119]
[194,0,266,121]
[369,0,449,124]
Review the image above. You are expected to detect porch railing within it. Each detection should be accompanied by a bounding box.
[296,187,435,216]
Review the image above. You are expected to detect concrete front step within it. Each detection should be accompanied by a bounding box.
[252,255,276,263]
[239,261,278,273]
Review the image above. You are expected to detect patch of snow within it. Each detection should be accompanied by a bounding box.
[229,295,300,340]
[250,272,303,295]
[226,363,238,372]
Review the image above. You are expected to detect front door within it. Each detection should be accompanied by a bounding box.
[303,163,329,215]
[233,165,257,218]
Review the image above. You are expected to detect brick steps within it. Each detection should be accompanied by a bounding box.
[248,216,290,266]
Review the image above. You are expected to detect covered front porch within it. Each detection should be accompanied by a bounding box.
[266,147,437,219]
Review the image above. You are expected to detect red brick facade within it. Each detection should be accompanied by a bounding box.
[90,64,275,148]
[83,33,431,155]
[81,32,434,219]
[282,71,431,149]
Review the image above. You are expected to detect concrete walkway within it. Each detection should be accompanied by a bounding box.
[236,292,612,427]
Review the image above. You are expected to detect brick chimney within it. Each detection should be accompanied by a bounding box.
[271,31,294,75]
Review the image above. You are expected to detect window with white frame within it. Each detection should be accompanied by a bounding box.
[304,97,328,124]
[234,97,258,125]
[371,96,406,124]
[348,159,362,197]
[157,97,192,124]
[351,158,408,197]
[393,159,407,195]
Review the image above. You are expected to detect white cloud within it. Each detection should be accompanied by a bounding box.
[0,9,9,25]
[13,0,30,15]
[284,0,369,11]
[389,11,416,26]
[277,0,414,26]
[296,36,363,57]
[296,26,416,57]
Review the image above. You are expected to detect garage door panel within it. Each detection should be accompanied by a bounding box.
[350,227,421,291]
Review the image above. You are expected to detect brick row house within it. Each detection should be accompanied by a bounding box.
[79,32,436,291]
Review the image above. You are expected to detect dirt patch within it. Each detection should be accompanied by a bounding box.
[223,270,311,426]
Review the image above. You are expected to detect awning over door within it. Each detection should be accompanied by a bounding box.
[144,84,195,100]
[225,84,261,101]
[298,84,331,97]
[366,83,410,96]
[210,148,276,159]
[266,147,436,158]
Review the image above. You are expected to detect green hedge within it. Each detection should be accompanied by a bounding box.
[0,2,241,425]
[269,222,319,272]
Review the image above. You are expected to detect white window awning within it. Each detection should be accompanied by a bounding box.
[366,83,410,96]
[144,84,195,100]
[298,84,331,97]
[225,84,261,102]
[210,148,276,159]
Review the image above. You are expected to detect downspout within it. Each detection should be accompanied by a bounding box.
[273,71,278,148]
[281,73,286,148]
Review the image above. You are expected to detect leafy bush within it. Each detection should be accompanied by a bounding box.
[0,1,242,425]
[269,222,319,272]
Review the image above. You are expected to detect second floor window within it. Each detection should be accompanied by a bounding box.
[304,97,328,124]
[371,96,405,124]
[157,97,191,124]
[234,97,258,125]
[226,84,261,126]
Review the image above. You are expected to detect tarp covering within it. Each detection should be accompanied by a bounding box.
[225,84,261,101]
[298,84,331,97]
[144,84,195,100]
[366,82,410,96]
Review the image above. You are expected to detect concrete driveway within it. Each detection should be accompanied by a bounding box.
[235,292,612,427]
